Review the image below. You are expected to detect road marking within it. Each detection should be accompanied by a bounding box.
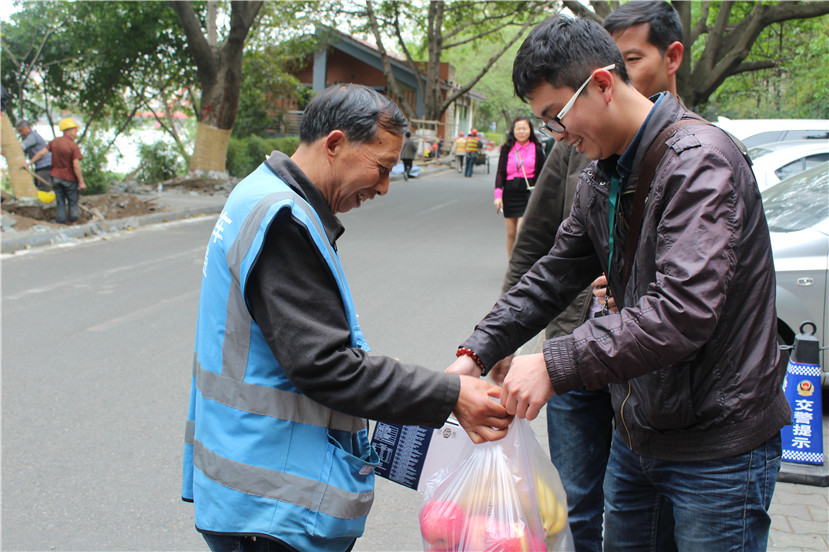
[415,199,459,216]
[3,246,204,302]
[85,289,199,332]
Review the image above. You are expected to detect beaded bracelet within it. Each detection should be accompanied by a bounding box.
[456,347,486,376]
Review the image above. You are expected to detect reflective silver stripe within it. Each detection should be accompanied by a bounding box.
[185,420,195,446]
[213,187,365,431]
[223,191,322,381]
[197,366,366,433]
[194,440,373,520]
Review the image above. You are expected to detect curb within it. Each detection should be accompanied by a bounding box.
[1,202,225,254]
[779,462,829,487]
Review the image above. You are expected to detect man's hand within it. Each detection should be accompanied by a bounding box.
[453,376,512,443]
[446,355,481,377]
[591,274,618,312]
[488,355,514,386]
[501,353,554,420]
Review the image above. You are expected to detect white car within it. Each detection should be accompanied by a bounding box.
[762,163,829,387]
[714,117,829,148]
[749,140,829,192]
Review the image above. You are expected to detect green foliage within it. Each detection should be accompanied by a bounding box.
[226,136,300,177]
[483,131,503,146]
[234,36,318,139]
[445,27,534,134]
[2,1,196,144]
[79,132,115,195]
[136,142,185,184]
[701,15,829,119]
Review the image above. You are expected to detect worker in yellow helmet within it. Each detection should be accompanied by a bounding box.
[27,117,86,224]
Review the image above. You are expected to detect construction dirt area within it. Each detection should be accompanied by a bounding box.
[1,177,230,232]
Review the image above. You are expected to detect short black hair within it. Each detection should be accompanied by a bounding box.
[603,1,683,54]
[299,84,408,144]
[513,15,629,102]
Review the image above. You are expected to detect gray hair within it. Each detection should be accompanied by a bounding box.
[299,84,408,145]
[14,119,31,129]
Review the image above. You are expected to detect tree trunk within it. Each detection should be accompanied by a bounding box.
[1,113,38,198]
[169,0,262,173]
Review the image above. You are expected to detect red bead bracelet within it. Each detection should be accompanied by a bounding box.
[456,347,486,376]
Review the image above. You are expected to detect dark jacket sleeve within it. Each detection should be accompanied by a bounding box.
[502,142,590,294]
[494,146,509,190]
[466,177,603,372]
[246,209,460,428]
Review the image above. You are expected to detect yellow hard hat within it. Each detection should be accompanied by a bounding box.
[58,118,79,131]
[37,190,56,203]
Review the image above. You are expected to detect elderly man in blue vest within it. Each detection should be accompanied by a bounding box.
[182,84,510,552]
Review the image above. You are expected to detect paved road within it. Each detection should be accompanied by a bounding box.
[2,166,826,551]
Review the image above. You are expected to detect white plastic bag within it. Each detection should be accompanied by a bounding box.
[418,418,573,551]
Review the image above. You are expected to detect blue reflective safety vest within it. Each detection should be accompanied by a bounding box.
[182,163,379,552]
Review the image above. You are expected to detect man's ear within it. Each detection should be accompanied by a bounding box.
[593,67,615,103]
[324,130,347,162]
[664,41,684,77]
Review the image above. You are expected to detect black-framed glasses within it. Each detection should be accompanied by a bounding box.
[538,64,615,136]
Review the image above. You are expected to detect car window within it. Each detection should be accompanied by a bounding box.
[763,164,829,232]
[783,130,829,141]
[748,145,774,160]
[774,158,806,181]
[804,152,829,169]
[743,132,784,148]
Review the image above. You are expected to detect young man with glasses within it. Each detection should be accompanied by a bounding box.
[450,14,787,551]
[491,3,685,550]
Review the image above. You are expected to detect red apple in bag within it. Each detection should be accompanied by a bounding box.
[420,500,466,549]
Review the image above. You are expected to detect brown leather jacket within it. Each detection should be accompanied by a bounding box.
[464,94,790,461]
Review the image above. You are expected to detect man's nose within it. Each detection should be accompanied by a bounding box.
[376,177,390,196]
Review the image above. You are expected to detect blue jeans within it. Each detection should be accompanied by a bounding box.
[603,431,782,552]
[52,177,79,223]
[464,153,476,177]
[547,387,613,552]
[203,533,355,552]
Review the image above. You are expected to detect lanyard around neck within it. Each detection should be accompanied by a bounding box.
[607,174,622,271]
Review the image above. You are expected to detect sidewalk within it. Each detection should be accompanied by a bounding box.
[1,191,227,254]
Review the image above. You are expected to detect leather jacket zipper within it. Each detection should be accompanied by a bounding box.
[620,381,633,447]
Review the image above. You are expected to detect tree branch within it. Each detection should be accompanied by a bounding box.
[168,0,218,87]
[364,0,418,120]
[440,1,554,113]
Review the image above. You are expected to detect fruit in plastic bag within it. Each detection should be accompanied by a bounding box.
[536,479,567,536]
[419,499,466,549]
[419,418,574,551]
[460,516,545,551]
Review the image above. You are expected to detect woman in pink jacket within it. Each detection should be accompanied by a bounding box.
[494,116,545,255]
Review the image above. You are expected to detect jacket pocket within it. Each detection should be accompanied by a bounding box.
[631,364,697,431]
[306,430,379,539]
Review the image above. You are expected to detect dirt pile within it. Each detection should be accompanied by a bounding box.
[1,176,232,233]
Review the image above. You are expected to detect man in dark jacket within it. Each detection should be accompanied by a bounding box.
[450,16,788,551]
[492,3,686,550]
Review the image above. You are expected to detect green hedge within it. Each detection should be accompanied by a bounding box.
[226,135,300,178]
[483,131,503,146]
